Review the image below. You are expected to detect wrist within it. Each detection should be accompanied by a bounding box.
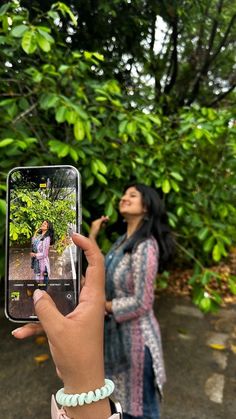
[56,378,114,419]
[89,233,97,241]
[51,395,122,419]
[65,398,111,419]
[62,343,106,394]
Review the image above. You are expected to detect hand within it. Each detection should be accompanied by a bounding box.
[12,233,111,419]
[30,252,36,257]
[105,301,113,314]
[89,216,109,241]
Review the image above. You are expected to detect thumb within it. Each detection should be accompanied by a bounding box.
[33,290,65,338]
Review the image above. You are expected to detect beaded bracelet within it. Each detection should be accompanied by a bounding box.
[56,379,115,407]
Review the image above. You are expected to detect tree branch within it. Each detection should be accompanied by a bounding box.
[208,82,236,106]
[187,0,225,104]
[209,13,236,65]
[206,0,224,56]
[12,102,38,124]
[164,18,178,94]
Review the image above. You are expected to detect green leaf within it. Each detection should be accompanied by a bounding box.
[127,121,137,135]
[119,120,127,134]
[37,28,54,43]
[24,67,42,83]
[48,140,63,153]
[203,236,215,252]
[84,120,92,141]
[170,179,180,192]
[65,109,77,124]
[146,133,154,145]
[228,278,236,295]
[0,138,14,147]
[11,24,28,37]
[170,171,183,181]
[162,179,171,194]
[74,120,85,141]
[176,206,184,217]
[199,297,212,312]
[40,93,59,109]
[58,144,69,158]
[0,98,15,107]
[105,200,114,216]
[52,2,77,26]
[96,96,107,102]
[69,148,78,162]
[36,33,51,52]
[93,52,104,61]
[91,160,98,175]
[201,270,211,285]
[95,159,107,174]
[212,244,221,262]
[96,173,108,185]
[21,30,37,54]
[148,114,161,126]
[97,191,107,205]
[58,65,70,73]
[0,36,6,45]
[47,10,60,20]
[0,3,10,16]
[198,227,209,241]
[55,106,67,123]
[0,199,6,214]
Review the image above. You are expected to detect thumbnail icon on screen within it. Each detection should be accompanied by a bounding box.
[10,291,20,301]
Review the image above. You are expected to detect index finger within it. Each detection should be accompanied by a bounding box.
[72,233,105,292]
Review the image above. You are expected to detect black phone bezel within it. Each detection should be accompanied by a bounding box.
[5,165,81,323]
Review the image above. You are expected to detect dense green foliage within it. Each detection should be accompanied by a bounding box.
[23,0,236,109]
[9,188,76,253]
[0,1,235,311]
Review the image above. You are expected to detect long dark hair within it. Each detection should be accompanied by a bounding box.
[39,220,55,245]
[123,183,175,272]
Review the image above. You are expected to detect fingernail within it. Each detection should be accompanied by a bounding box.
[11,327,22,336]
[33,289,45,304]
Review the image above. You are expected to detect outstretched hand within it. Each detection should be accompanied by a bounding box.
[12,233,106,393]
[89,216,109,240]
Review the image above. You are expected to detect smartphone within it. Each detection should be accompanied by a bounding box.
[5,165,81,322]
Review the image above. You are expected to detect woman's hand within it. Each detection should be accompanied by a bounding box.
[89,216,109,241]
[105,301,113,314]
[12,233,111,419]
[30,252,36,257]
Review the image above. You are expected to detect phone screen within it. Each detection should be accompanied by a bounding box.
[5,165,81,322]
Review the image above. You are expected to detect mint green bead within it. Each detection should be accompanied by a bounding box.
[67,395,74,406]
[78,393,86,406]
[71,395,78,407]
[93,389,101,401]
[86,390,94,404]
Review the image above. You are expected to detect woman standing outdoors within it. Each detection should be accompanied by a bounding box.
[89,183,174,419]
[30,220,54,283]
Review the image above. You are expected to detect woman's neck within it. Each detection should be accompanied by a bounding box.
[126,216,144,238]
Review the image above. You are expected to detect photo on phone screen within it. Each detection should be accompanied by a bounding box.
[5,165,81,322]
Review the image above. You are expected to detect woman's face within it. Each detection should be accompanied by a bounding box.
[41,220,49,232]
[119,187,146,217]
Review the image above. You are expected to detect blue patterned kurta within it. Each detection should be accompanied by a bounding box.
[105,235,166,417]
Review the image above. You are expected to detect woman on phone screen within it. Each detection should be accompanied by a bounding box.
[30,220,54,283]
[89,183,175,419]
